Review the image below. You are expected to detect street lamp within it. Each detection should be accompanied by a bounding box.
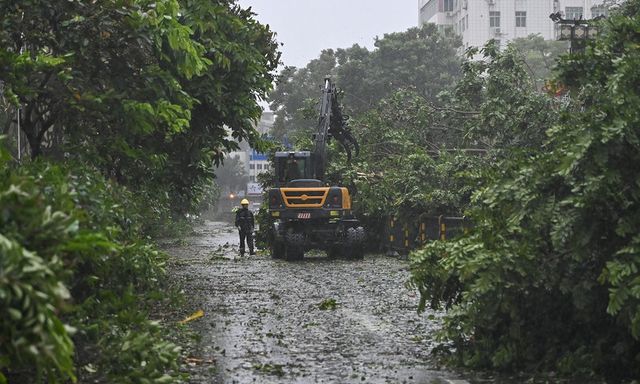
[549,12,602,54]
[587,25,599,39]
[559,23,573,40]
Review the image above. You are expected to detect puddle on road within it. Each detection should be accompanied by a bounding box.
[165,220,482,384]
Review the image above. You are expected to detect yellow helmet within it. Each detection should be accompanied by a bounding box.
[240,199,249,205]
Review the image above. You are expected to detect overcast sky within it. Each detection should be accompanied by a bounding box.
[235,0,419,69]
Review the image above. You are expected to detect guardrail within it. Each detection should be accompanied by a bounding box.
[384,215,471,254]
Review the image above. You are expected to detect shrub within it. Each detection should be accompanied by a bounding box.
[0,145,182,382]
[0,235,75,383]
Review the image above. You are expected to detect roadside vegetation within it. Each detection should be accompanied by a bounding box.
[3,0,639,381]
[410,3,640,380]
[0,0,278,382]
[1,151,182,383]
[265,1,640,381]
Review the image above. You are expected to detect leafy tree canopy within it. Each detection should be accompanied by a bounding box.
[0,0,280,217]
[344,38,559,226]
[268,24,461,142]
[509,34,568,89]
[410,2,640,379]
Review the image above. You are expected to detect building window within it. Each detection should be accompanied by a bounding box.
[565,7,583,20]
[249,163,255,170]
[257,163,263,170]
[490,11,501,28]
[443,0,454,12]
[515,11,526,27]
[250,176,255,182]
[591,6,608,18]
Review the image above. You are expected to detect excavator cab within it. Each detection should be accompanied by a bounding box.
[274,151,316,186]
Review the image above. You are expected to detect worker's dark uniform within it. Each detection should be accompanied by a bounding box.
[235,206,255,255]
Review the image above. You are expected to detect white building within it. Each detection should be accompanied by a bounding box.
[419,0,608,49]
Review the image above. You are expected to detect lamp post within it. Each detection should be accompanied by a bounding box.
[549,12,601,54]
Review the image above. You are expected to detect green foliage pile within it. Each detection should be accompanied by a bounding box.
[346,89,477,222]
[318,298,338,311]
[0,144,184,383]
[255,169,276,250]
[410,2,640,380]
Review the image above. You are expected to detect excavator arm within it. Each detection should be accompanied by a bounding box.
[313,78,359,181]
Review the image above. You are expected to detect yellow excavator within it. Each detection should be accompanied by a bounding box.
[267,78,365,261]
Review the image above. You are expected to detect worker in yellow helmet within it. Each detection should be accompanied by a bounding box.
[234,198,255,256]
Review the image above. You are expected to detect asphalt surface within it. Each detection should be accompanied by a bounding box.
[164,220,474,384]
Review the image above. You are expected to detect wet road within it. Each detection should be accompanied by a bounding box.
[164,221,473,384]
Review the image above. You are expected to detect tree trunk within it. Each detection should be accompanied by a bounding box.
[20,106,43,159]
